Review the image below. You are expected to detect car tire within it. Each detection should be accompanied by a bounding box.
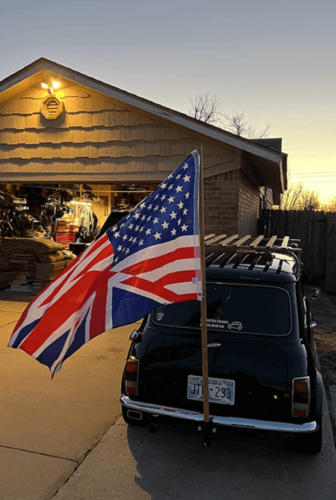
[295,418,322,454]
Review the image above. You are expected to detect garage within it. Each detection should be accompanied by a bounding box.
[0,58,287,293]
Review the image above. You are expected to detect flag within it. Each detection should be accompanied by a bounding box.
[9,151,202,376]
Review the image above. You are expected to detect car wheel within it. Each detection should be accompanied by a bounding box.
[122,405,150,427]
[295,418,322,454]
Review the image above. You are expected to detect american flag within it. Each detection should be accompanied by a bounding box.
[9,152,202,376]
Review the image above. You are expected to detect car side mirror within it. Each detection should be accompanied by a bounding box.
[130,329,140,341]
[307,288,321,301]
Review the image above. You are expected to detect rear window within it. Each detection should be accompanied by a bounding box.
[153,283,292,336]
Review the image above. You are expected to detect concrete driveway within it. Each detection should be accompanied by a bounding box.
[1,292,336,500]
[0,294,133,500]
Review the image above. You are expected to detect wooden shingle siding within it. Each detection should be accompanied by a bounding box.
[0,84,238,183]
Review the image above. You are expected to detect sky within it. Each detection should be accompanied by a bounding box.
[0,0,335,204]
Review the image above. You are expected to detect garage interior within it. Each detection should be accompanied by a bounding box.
[0,181,155,293]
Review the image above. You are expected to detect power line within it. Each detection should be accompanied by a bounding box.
[291,151,336,158]
[286,142,336,150]
[291,172,336,177]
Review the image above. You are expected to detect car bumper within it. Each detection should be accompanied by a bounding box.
[120,396,318,434]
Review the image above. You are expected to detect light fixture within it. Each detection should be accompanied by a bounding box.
[70,200,92,206]
[41,81,61,94]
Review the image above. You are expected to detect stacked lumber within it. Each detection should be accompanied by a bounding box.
[0,237,75,294]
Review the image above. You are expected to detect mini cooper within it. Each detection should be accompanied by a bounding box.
[120,244,323,453]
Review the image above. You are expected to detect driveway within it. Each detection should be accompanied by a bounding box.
[1,292,336,500]
[0,293,133,500]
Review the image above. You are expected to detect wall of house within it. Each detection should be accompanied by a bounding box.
[204,170,240,236]
[0,85,236,184]
[238,170,261,236]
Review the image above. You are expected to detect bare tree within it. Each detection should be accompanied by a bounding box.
[188,93,271,139]
[325,196,336,212]
[278,181,305,210]
[188,91,222,125]
[223,110,271,139]
[297,189,320,211]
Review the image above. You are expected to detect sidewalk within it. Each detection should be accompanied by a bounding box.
[0,295,132,500]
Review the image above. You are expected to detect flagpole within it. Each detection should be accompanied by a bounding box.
[198,147,211,447]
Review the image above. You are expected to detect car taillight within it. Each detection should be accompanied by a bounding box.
[125,357,139,396]
[292,377,310,418]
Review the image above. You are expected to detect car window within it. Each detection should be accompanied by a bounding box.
[153,283,292,336]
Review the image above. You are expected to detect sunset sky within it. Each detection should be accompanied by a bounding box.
[1,0,335,204]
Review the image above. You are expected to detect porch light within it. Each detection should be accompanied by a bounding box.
[52,81,60,89]
[41,83,49,89]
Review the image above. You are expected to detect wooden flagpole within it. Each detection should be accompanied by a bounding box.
[198,147,211,446]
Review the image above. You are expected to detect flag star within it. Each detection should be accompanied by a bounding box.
[141,215,146,220]
[160,206,167,214]
[171,228,177,236]
[134,225,139,231]
[185,191,190,199]
[148,204,153,209]
[139,203,146,209]
[114,231,120,238]
[178,201,184,209]
[168,184,174,191]
[160,182,167,189]
[120,222,125,228]
[175,185,183,193]
[133,237,137,243]
[146,228,152,235]
[183,163,189,170]
[181,224,188,232]
[129,223,134,229]
[139,226,145,232]
[111,226,118,232]
[139,239,144,246]
[122,234,128,241]
[153,217,159,224]
[183,175,191,183]
[117,245,122,251]
[183,208,188,215]
[125,248,130,254]
[170,211,177,219]
[154,194,160,200]
[134,213,140,219]
[168,196,175,203]
[147,215,152,221]
[162,221,169,229]
[161,194,166,201]
[154,205,159,211]
[177,218,182,226]
[154,232,161,240]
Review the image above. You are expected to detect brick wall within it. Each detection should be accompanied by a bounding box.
[204,170,240,235]
[238,170,261,236]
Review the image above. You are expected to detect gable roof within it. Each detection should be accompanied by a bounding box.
[0,58,287,195]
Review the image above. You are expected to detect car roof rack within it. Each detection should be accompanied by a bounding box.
[203,234,302,276]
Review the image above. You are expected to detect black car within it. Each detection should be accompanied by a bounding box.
[120,241,323,453]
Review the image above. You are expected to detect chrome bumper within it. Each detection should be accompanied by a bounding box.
[120,396,318,434]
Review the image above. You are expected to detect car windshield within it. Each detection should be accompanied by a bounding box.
[153,283,291,336]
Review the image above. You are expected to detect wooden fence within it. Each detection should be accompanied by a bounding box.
[258,209,336,293]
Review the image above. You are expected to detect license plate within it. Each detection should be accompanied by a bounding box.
[187,375,235,405]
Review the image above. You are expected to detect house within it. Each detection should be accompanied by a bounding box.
[0,58,287,236]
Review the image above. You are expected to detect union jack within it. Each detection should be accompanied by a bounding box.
[9,152,202,376]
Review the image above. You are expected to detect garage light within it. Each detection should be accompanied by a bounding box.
[41,83,49,89]
[52,81,60,89]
